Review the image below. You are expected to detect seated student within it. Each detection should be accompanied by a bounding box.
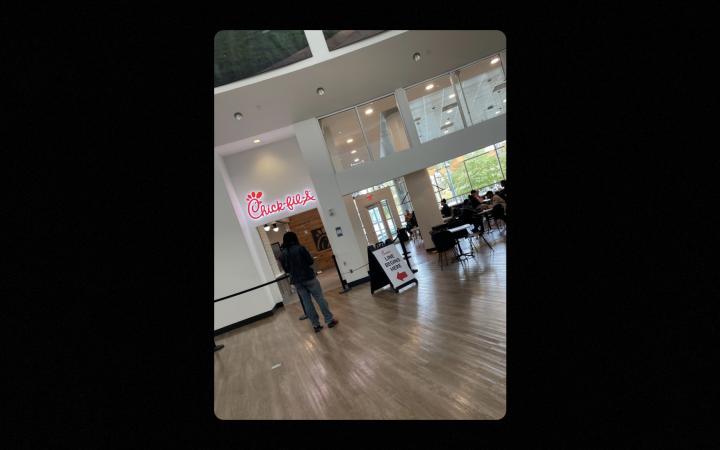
[485,190,507,214]
[468,191,482,209]
[497,180,507,202]
[459,199,485,234]
[440,199,451,217]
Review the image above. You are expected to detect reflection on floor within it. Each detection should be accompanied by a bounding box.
[214,229,506,420]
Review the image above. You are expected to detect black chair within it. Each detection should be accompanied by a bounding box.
[430,230,457,270]
[489,204,507,230]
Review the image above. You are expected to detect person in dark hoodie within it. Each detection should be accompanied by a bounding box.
[279,231,338,333]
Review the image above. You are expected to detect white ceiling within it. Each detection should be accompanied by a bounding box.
[214,30,506,151]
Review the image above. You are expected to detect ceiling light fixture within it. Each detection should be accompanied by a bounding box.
[316,87,325,96]
[263,224,270,231]
[503,99,506,103]
[354,158,360,162]
[449,93,456,99]
[351,150,357,154]
[425,83,434,91]
[412,52,421,62]
[445,120,451,125]
[272,223,279,232]
[346,138,354,144]
[233,112,243,120]
[443,130,449,134]
[253,139,261,143]
[365,108,373,115]
[491,57,500,64]
[495,111,501,114]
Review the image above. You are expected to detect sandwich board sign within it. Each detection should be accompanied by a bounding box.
[368,243,418,294]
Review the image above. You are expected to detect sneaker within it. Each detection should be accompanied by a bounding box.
[313,325,323,333]
[327,319,339,328]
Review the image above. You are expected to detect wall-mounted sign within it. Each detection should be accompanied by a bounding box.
[245,189,317,220]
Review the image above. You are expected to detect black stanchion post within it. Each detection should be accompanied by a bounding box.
[332,254,352,294]
[398,230,418,273]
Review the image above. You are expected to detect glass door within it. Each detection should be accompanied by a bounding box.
[367,205,389,242]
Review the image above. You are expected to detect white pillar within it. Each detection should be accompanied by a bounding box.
[403,167,444,249]
[394,88,421,148]
[294,119,368,283]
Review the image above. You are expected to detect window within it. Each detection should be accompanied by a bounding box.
[381,199,397,237]
[214,30,311,87]
[357,94,410,160]
[456,53,506,125]
[319,109,371,172]
[320,94,410,172]
[406,74,467,144]
[368,206,388,242]
[427,141,507,208]
[322,30,387,51]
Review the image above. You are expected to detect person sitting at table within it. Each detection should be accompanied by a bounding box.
[468,191,482,209]
[485,190,507,208]
[459,199,485,234]
[404,210,414,231]
[440,199,451,217]
[497,180,507,202]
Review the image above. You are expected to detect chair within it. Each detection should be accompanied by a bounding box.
[489,204,507,231]
[430,230,457,270]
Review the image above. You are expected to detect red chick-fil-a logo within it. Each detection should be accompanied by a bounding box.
[245,189,317,220]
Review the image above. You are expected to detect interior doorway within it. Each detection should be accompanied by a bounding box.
[256,207,343,294]
[354,186,404,245]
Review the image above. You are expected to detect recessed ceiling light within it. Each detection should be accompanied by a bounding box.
[351,149,357,154]
[495,111,501,114]
[365,108,373,115]
[491,57,500,64]
[233,112,243,120]
[443,130,449,134]
[445,120,451,125]
[446,108,453,114]
[449,93,456,99]
[316,87,325,96]
[412,52,421,62]
[346,138,354,144]
[354,158,360,162]
[503,99,506,103]
[253,139,261,143]
[425,83,434,90]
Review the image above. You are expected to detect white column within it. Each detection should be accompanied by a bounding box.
[294,119,368,283]
[403,168,444,249]
[394,88,421,148]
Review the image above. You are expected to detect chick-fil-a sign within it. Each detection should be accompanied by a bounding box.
[245,189,317,220]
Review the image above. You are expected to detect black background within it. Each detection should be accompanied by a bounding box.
[4,5,718,448]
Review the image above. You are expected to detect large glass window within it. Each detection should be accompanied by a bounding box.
[457,53,506,125]
[427,141,507,208]
[357,94,410,160]
[214,30,311,87]
[406,74,467,144]
[319,109,371,172]
[322,30,387,51]
[320,94,409,172]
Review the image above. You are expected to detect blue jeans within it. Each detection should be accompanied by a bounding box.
[295,277,334,328]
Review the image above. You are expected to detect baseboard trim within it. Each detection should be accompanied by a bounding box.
[347,276,370,288]
[214,301,284,336]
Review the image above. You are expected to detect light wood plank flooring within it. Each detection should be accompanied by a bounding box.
[214,230,506,420]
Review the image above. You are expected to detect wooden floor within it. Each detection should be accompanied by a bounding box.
[214,230,506,420]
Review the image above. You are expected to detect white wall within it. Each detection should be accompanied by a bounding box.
[214,153,279,330]
[223,137,318,224]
